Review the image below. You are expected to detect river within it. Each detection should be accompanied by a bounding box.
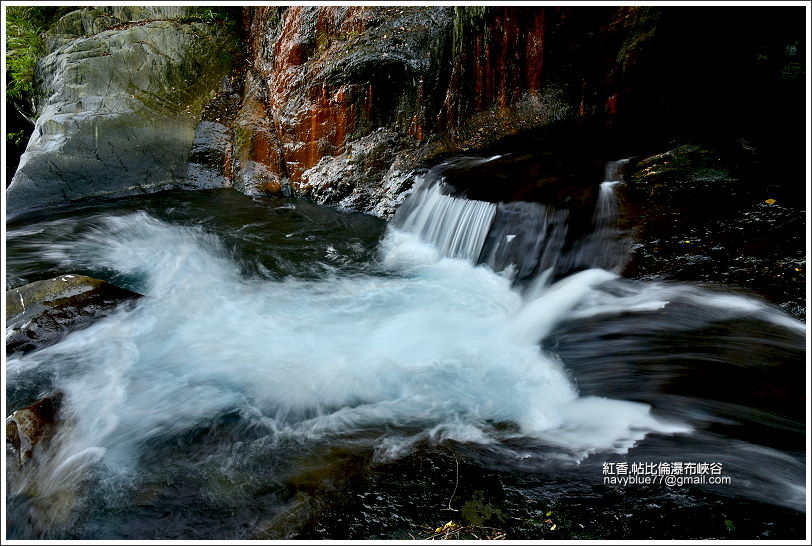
[5,158,805,539]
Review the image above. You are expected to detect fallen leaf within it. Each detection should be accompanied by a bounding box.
[764,198,777,205]
[550,524,557,531]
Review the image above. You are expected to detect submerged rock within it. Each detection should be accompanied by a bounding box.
[6,393,63,466]
[6,274,142,355]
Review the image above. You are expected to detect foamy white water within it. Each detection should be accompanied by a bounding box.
[7,163,806,521]
[393,181,497,262]
[7,211,697,497]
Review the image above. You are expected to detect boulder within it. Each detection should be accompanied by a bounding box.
[6,393,63,466]
[6,8,237,215]
[6,274,142,356]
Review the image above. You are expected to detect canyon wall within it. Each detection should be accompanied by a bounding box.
[211,6,644,216]
[7,6,805,222]
[7,6,660,216]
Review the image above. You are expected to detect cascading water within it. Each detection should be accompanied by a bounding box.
[393,157,572,281]
[393,156,632,282]
[571,158,631,273]
[391,181,497,262]
[4,162,806,538]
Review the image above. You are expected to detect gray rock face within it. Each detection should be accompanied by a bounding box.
[299,128,420,218]
[6,9,236,216]
[186,120,232,189]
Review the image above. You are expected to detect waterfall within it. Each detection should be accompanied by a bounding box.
[595,158,628,231]
[595,158,628,230]
[602,157,629,184]
[5,157,805,539]
[392,180,496,262]
[394,157,631,280]
[569,158,631,273]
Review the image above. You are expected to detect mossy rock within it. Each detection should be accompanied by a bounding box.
[6,274,142,356]
[461,490,505,527]
[631,144,735,186]
[628,144,743,209]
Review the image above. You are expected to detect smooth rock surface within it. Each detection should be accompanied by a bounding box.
[6,274,142,355]
[6,8,236,215]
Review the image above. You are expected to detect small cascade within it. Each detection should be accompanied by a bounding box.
[4,169,806,538]
[595,158,628,231]
[392,180,497,261]
[394,157,632,281]
[602,158,629,184]
[594,159,629,231]
[569,158,630,273]
[595,180,621,230]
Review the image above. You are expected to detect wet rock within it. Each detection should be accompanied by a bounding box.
[624,143,806,320]
[627,145,745,209]
[6,393,63,466]
[6,274,142,356]
[6,7,238,215]
[219,5,803,220]
[226,6,584,215]
[367,166,426,219]
[299,127,403,208]
[186,121,232,189]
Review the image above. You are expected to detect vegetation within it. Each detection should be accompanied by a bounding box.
[5,7,73,117]
[174,6,240,32]
[6,6,240,117]
[7,129,26,146]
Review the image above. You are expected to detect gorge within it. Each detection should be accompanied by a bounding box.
[4,4,808,541]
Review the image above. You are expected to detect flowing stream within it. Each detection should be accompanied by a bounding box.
[5,159,806,539]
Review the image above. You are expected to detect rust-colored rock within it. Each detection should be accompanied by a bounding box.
[6,393,63,465]
[217,6,577,209]
[187,6,803,219]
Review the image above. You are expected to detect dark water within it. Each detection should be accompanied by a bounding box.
[5,186,806,540]
[6,189,386,290]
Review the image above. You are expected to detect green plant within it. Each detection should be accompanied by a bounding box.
[7,129,26,146]
[198,8,220,24]
[175,7,237,26]
[6,8,45,103]
[5,7,74,117]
